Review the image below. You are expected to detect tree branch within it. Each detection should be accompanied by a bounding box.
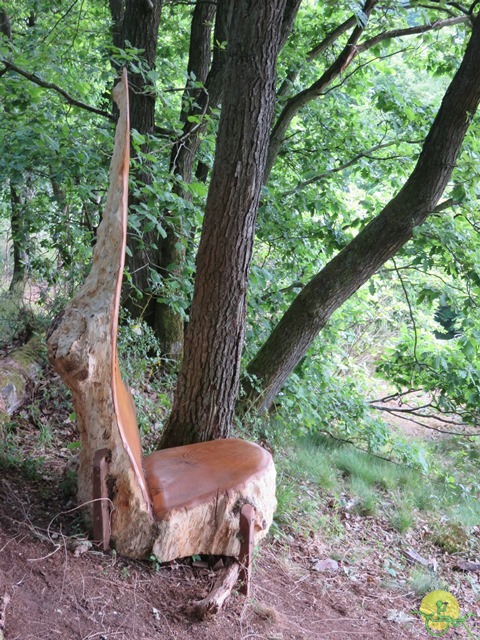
[266,13,470,182]
[1,59,115,121]
[357,14,470,54]
[277,14,357,99]
[265,0,380,182]
[244,14,480,414]
[315,430,405,466]
[370,406,479,435]
[283,139,422,196]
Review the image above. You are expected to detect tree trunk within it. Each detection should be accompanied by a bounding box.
[8,184,28,293]
[0,10,11,39]
[154,0,217,358]
[244,13,480,414]
[115,0,164,328]
[160,0,288,448]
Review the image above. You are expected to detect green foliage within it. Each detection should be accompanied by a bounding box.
[1,2,479,473]
[117,312,170,437]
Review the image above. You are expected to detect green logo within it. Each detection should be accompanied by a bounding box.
[413,590,476,637]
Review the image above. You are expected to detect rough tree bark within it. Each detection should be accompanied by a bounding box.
[160,0,288,448]
[156,0,302,357]
[244,12,480,414]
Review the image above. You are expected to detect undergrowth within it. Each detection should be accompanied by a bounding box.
[272,432,480,558]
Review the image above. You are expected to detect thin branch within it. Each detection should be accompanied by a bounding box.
[277,14,357,98]
[449,1,470,14]
[432,196,458,213]
[371,406,479,435]
[381,263,470,295]
[283,138,422,196]
[41,0,81,44]
[413,0,470,14]
[1,59,115,121]
[320,47,409,97]
[370,388,423,403]
[260,280,304,302]
[415,3,458,17]
[315,429,405,467]
[371,402,434,413]
[461,213,480,232]
[392,256,419,363]
[357,15,470,54]
[307,15,357,61]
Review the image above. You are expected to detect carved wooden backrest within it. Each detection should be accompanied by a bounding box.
[47,69,152,523]
[109,70,150,507]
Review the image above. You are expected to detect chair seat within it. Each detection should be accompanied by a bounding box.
[143,438,272,520]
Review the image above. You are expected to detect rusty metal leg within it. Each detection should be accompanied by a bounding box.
[239,503,255,596]
[92,448,111,551]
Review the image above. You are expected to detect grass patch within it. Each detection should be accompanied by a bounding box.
[273,432,480,553]
[350,477,379,517]
[390,503,415,533]
[408,568,447,596]
[284,444,339,491]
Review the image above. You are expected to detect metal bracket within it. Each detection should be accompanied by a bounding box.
[238,503,255,596]
[92,448,111,551]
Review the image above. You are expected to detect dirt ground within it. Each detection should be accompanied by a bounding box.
[0,457,433,640]
[0,375,478,639]
[0,522,420,640]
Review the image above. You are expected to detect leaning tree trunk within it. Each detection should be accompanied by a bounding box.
[160,0,288,448]
[244,13,480,414]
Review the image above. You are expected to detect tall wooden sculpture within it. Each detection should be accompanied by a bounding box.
[46,71,276,599]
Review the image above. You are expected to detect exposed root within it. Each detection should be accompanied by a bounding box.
[186,561,240,620]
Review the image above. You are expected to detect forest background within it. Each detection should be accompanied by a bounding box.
[0,0,480,500]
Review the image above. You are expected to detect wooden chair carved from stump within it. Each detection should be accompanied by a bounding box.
[46,70,276,599]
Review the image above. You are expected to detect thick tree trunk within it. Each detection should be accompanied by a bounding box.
[160,0,287,448]
[244,13,480,414]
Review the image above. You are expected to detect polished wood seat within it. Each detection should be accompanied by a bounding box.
[108,357,275,584]
[144,439,272,520]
